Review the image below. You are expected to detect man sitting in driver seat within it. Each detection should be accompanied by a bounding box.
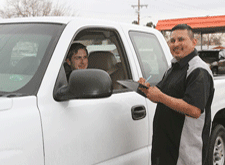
[65,43,89,80]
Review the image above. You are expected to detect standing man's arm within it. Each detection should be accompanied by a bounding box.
[138,78,201,119]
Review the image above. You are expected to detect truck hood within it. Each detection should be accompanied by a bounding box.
[0,97,13,111]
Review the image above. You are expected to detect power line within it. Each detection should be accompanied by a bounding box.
[131,0,148,24]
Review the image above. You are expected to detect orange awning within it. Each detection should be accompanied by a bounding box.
[156,15,225,33]
[213,46,225,50]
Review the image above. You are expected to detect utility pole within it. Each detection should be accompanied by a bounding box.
[131,0,148,25]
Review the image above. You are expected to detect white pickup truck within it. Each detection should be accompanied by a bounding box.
[0,17,225,165]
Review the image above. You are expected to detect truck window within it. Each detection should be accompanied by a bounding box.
[65,28,131,91]
[0,23,64,94]
[129,31,168,85]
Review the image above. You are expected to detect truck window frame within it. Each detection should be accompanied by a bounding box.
[129,30,169,85]
[55,27,133,96]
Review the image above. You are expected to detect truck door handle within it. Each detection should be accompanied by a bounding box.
[131,105,146,120]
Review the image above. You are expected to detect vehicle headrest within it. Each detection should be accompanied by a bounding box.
[88,51,117,71]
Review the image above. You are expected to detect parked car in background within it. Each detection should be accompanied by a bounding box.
[198,49,225,75]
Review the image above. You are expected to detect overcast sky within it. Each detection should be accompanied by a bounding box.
[1,0,225,26]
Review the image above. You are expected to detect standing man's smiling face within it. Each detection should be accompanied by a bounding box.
[169,29,197,61]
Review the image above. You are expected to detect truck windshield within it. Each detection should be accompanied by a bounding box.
[0,23,64,94]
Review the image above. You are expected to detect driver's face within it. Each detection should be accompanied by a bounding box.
[67,49,88,70]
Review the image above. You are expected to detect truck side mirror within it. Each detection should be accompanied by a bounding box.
[54,69,113,101]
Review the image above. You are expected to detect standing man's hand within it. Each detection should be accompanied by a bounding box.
[138,77,162,103]
[138,77,201,118]
[138,77,150,87]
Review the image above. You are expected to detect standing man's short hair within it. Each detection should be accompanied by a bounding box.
[171,24,194,39]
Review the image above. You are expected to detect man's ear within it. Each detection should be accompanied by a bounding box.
[66,58,71,66]
[192,38,197,46]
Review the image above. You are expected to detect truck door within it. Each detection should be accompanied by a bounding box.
[37,25,149,165]
[128,30,170,163]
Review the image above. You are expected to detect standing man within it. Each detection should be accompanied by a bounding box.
[65,43,88,80]
[139,24,214,165]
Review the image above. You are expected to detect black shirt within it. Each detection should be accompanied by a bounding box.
[151,49,214,165]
